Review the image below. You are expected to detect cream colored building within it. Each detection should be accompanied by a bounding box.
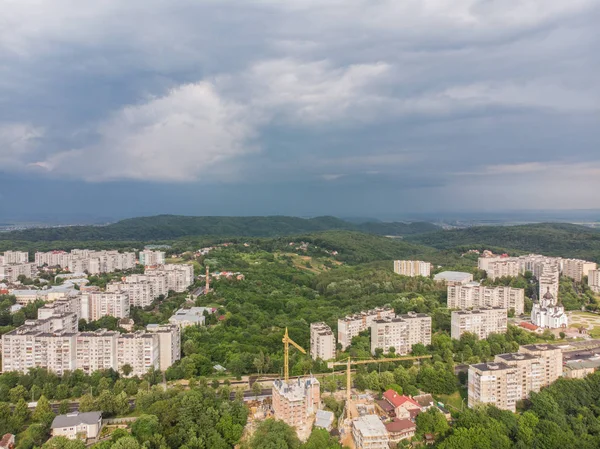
[0,263,37,282]
[370,312,431,355]
[451,307,507,340]
[51,412,102,440]
[484,259,520,281]
[433,271,473,286]
[0,251,29,264]
[588,270,600,293]
[146,264,194,293]
[447,282,525,315]
[393,260,431,277]
[468,344,562,412]
[338,307,395,350]
[116,331,160,376]
[80,292,130,322]
[139,250,165,266]
[76,330,118,374]
[145,324,181,371]
[352,414,390,449]
[562,258,597,283]
[272,376,320,429]
[310,322,336,361]
[34,250,136,274]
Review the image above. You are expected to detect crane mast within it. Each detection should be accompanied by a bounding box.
[282,327,306,382]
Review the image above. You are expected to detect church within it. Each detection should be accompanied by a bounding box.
[531,288,568,329]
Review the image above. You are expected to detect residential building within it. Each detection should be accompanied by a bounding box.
[538,264,559,300]
[371,312,431,355]
[11,289,45,305]
[272,377,320,428]
[393,260,431,277]
[34,250,136,274]
[562,258,597,283]
[51,412,102,440]
[0,251,28,264]
[447,282,525,315]
[80,292,130,322]
[146,324,181,371]
[451,307,507,340]
[338,307,395,350]
[107,281,154,308]
[468,344,562,412]
[589,270,600,293]
[485,259,520,281]
[116,331,160,376]
[381,390,421,419]
[168,307,213,328]
[352,414,389,449]
[433,271,473,286]
[146,264,194,293]
[0,263,37,282]
[385,418,417,444]
[531,289,567,329]
[139,250,165,266]
[310,322,336,361]
[76,330,118,374]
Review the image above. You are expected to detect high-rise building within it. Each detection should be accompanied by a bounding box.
[562,258,597,283]
[145,324,181,371]
[0,251,29,264]
[146,264,194,293]
[370,312,431,355]
[588,270,600,293]
[80,292,130,321]
[447,283,525,315]
[139,250,166,266]
[393,260,431,277]
[468,344,562,412]
[116,332,160,376]
[34,250,136,274]
[310,322,336,361]
[338,307,395,350]
[0,263,37,282]
[451,308,507,340]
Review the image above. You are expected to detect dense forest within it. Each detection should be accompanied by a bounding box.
[0,215,438,242]
[407,223,600,261]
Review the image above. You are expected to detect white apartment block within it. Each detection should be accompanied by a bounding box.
[38,295,81,320]
[451,307,507,340]
[447,282,525,315]
[107,282,154,308]
[145,264,194,293]
[80,292,130,321]
[117,331,160,376]
[370,312,431,355]
[146,324,181,371]
[310,322,336,361]
[393,260,431,277]
[468,344,562,412]
[588,270,600,293]
[338,307,395,350]
[538,264,559,300]
[76,330,118,374]
[34,250,136,274]
[352,414,390,449]
[0,251,29,264]
[562,258,597,283]
[0,263,37,282]
[139,250,166,266]
[486,260,520,281]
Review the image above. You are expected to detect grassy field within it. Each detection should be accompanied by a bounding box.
[434,388,467,412]
[568,311,600,337]
[274,252,341,274]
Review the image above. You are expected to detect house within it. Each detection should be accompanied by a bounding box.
[352,414,389,449]
[382,390,421,419]
[118,318,135,332]
[51,411,102,440]
[314,410,334,431]
[412,394,435,411]
[385,418,416,443]
[0,434,15,449]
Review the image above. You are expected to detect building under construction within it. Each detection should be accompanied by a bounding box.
[272,376,320,428]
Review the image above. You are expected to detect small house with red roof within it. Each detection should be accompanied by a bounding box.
[385,418,416,443]
[382,390,421,419]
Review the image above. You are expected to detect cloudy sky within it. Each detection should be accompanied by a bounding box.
[1,0,599,221]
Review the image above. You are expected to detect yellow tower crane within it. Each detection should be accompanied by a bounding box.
[282,328,306,382]
[328,355,432,419]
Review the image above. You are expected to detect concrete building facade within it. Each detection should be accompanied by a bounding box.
[310,322,336,361]
[451,307,507,340]
[370,312,431,355]
[139,250,166,266]
[272,377,320,428]
[447,282,525,315]
[338,307,395,350]
[352,414,390,449]
[80,292,130,322]
[393,260,431,277]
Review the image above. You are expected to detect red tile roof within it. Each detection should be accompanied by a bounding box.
[519,322,539,331]
[383,390,421,409]
[385,418,416,433]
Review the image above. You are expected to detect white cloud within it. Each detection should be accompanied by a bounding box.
[0,123,44,167]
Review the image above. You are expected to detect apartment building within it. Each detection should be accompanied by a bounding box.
[562,258,597,283]
[146,264,194,293]
[139,250,165,266]
[447,282,525,315]
[310,322,336,361]
[146,324,181,371]
[168,307,213,328]
[0,251,29,264]
[34,250,136,274]
[370,312,431,355]
[352,414,390,449]
[480,258,520,281]
[107,281,153,308]
[451,307,507,340]
[468,344,562,412]
[338,307,395,350]
[393,260,431,277]
[116,331,160,376]
[538,264,559,300]
[0,263,37,282]
[80,292,130,321]
[588,270,600,293]
[76,330,118,374]
[272,377,320,428]
[38,295,81,320]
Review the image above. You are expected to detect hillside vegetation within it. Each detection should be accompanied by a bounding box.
[0,215,438,242]
[407,223,600,261]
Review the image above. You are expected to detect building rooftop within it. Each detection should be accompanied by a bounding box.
[495,353,538,362]
[382,390,420,409]
[315,410,334,429]
[51,411,101,429]
[353,414,388,438]
[520,344,560,352]
[471,361,511,372]
[385,418,416,433]
[433,271,473,282]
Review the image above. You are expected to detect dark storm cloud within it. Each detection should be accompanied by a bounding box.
[0,0,599,217]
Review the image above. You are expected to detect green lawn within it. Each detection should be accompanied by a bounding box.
[434,388,467,412]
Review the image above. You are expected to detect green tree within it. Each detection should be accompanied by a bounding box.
[131,414,161,443]
[248,419,301,449]
[33,395,55,428]
[41,436,86,449]
[301,428,342,449]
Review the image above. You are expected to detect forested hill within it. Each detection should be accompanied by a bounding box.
[407,223,600,261]
[0,215,439,242]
